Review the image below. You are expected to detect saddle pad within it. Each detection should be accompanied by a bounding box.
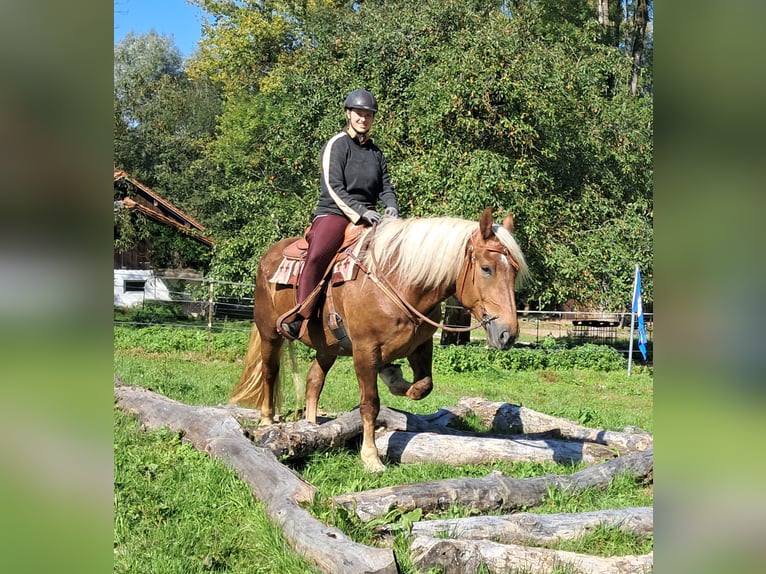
[268,229,368,286]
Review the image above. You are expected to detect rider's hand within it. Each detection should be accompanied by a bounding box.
[384,206,399,218]
[361,210,382,224]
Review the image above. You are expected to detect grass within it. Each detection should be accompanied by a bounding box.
[114,325,653,573]
[114,410,317,574]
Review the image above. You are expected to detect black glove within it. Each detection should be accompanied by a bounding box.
[361,209,382,224]
[384,206,399,218]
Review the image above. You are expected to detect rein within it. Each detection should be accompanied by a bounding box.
[356,226,511,334]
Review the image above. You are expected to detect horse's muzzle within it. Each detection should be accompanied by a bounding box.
[485,319,517,351]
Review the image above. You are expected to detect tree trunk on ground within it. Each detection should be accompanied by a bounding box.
[114,377,315,505]
[244,408,365,459]
[115,377,652,572]
[114,376,397,574]
[410,536,653,574]
[239,404,620,465]
[331,449,652,522]
[375,430,616,466]
[240,406,468,459]
[377,405,469,433]
[457,397,653,454]
[405,507,653,545]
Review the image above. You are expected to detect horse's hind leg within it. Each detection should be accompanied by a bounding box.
[259,336,284,424]
[305,353,337,424]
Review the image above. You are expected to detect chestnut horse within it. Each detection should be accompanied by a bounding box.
[229,208,528,472]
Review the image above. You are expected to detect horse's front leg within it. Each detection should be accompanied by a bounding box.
[404,339,434,400]
[305,353,337,424]
[378,339,434,400]
[354,351,386,473]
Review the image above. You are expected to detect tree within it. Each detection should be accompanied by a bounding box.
[629,0,651,95]
[114,31,221,212]
[117,0,653,309]
[187,0,298,95]
[114,32,221,271]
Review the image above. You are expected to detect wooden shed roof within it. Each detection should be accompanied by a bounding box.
[114,170,214,247]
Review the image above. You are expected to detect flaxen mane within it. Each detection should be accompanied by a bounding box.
[365,216,528,290]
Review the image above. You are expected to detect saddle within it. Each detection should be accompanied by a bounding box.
[268,222,369,287]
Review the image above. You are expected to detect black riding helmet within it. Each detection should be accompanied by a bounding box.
[344,89,378,113]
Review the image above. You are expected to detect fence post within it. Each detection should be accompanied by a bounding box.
[207,280,214,331]
[627,265,639,376]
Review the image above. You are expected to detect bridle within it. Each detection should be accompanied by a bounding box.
[454,229,520,331]
[358,227,519,333]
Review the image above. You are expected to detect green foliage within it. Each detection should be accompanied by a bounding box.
[433,340,627,373]
[114,302,193,325]
[176,0,654,307]
[115,0,653,312]
[114,324,250,361]
[114,31,221,244]
[490,347,549,371]
[187,0,294,94]
[113,204,147,254]
[431,343,487,373]
[113,215,213,271]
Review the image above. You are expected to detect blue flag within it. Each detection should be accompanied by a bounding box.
[632,267,648,360]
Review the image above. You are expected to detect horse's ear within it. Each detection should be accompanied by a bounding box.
[479,208,494,240]
[502,213,515,233]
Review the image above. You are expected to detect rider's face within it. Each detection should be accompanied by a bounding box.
[346,108,375,134]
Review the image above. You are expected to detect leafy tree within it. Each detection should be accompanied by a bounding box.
[114,31,221,272]
[116,0,653,309]
[114,31,221,214]
[187,0,298,95]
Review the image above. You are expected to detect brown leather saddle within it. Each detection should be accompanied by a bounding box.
[268,222,369,287]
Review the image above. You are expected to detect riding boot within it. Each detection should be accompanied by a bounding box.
[280,318,305,340]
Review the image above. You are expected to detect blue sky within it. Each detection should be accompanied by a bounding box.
[114,0,205,58]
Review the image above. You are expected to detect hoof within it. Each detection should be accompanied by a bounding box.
[363,457,386,473]
[406,379,433,400]
[259,416,274,426]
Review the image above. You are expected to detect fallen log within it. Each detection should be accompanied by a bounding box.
[114,378,315,505]
[406,507,653,544]
[376,406,472,435]
[458,397,653,454]
[376,430,616,466]
[415,406,469,428]
[244,409,364,459]
[241,404,618,465]
[114,377,397,574]
[213,402,265,424]
[241,406,476,460]
[332,449,652,522]
[410,536,653,574]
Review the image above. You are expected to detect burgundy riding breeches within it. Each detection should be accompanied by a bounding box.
[296,213,350,317]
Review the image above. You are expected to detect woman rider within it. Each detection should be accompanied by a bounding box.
[280,89,399,339]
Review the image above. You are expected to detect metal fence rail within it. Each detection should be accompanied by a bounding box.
[113,274,653,355]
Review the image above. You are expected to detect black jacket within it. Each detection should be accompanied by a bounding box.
[313,128,397,223]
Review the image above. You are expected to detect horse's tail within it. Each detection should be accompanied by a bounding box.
[229,323,282,411]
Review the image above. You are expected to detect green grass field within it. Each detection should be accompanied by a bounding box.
[114,325,653,573]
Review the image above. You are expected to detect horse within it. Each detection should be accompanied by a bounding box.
[229,208,528,472]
